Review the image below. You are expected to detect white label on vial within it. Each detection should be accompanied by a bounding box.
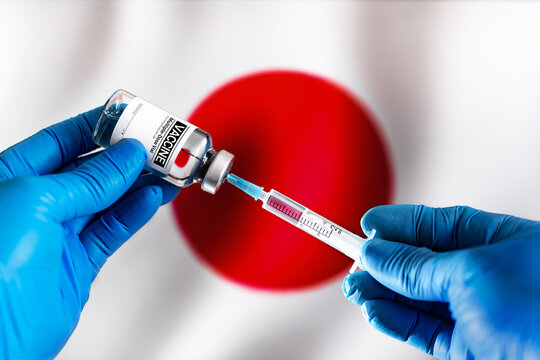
[110,97,196,174]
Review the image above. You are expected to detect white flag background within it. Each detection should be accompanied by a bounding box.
[1,1,540,359]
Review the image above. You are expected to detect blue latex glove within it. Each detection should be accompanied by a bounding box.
[0,107,180,359]
[343,205,540,359]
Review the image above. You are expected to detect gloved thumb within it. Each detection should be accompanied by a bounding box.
[41,139,147,221]
[360,238,463,302]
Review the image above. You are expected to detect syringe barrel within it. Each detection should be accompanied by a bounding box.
[261,190,364,261]
[300,208,364,260]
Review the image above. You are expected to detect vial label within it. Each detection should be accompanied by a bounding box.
[110,97,196,174]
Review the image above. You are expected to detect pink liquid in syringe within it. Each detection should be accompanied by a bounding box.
[266,195,303,221]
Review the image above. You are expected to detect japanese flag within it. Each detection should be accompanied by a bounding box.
[1,2,539,360]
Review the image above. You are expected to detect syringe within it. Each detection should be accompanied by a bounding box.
[227,173,369,273]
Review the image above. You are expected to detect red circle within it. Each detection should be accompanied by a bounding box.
[172,70,393,291]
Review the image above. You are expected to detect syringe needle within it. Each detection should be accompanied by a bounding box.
[226,173,264,200]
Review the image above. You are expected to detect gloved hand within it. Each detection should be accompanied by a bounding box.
[0,107,179,359]
[343,205,540,359]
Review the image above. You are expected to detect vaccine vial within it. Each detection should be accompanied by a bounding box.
[93,89,234,194]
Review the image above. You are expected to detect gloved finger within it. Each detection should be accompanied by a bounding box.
[0,107,103,182]
[59,152,178,204]
[40,139,146,221]
[69,173,180,233]
[449,323,474,360]
[62,164,177,233]
[80,185,163,275]
[360,299,453,359]
[360,238,464,301]
[58,153,103,232]
[67,172,180,234]
[59,149,177,233]
[343,272,453,322]
[128,173,180,205]
[70,215,97,235]
[57,150,102,173]
[59,151,148,174]
[361,205,539,251]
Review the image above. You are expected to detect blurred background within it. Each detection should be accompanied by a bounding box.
[1,1,540,359]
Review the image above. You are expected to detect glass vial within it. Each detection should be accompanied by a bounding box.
[93,89,234,194]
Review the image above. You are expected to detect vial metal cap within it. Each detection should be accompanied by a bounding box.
[201,150,235,194]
